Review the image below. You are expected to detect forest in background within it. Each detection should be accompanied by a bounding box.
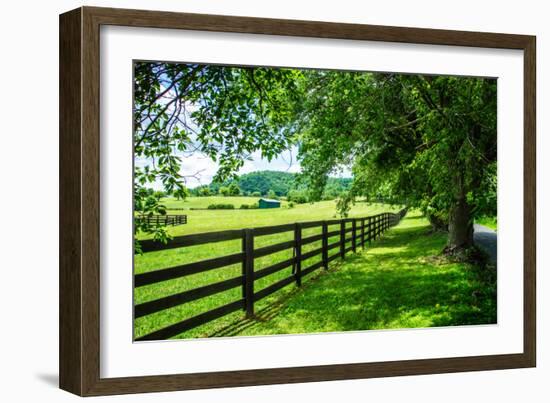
[188,170,352,201]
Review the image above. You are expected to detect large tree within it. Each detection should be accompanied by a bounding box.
[294,71,497,252]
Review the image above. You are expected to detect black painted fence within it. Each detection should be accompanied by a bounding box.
[136,214,187,227]
[135,209,407,341]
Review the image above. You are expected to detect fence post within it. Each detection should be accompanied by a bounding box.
[340,220,346,259]
[294,223,302,287]
[352,218,357,253]
[322,221,329,270]
[243,229,254,318]
[361,218,365,249]
[241,230,246,307]
[368,217,372,244]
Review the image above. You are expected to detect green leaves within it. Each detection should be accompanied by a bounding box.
[292,72,497,229]
[133,62,301,240]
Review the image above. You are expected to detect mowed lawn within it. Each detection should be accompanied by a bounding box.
[134,198,401,339]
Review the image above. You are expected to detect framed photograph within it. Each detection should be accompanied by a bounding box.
[59,6,536,396]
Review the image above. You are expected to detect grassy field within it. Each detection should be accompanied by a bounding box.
[134,201,496,340]
[139,196,398,238]
[134,198,401,339]
[162,195,267,210]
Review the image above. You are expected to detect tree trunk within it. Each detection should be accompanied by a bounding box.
[447,197,474,251]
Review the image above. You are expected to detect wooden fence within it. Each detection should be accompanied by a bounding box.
[135,208,407,341]
[136,214,187,227]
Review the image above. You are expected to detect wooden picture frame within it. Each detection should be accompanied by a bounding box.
[59,6,536,396]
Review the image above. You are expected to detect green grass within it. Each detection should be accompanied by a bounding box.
[138,197,398,238]
[225,213,497,336]
[476,216,497,231]
[134,203,496,340]
[134,198,401,339]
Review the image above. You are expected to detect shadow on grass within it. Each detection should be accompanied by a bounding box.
[210,215,497,337]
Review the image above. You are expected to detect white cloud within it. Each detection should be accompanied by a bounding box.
[237,147,301,176]
[178,153,219,188]
[178,146,303,188]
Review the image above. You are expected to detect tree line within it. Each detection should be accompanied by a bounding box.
[189,170,351,202]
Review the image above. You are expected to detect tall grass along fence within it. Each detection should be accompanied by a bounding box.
[136,214,187,227]
[135,209,407,340]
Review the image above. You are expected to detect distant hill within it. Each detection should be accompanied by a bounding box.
[192,170,351,199]
[238,171,295,196]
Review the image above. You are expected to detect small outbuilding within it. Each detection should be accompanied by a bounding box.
[258,198,281,209]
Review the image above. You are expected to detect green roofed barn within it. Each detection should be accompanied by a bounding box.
[258,198,281,209]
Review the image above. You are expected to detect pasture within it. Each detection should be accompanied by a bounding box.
[138,196,398,238]
[134,198,403,339]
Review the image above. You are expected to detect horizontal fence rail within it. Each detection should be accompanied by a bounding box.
[135,209,407,341]
[136,214,187,227]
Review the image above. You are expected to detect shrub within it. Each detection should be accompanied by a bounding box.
[240,203,259,209]
[288,201,295,208]
[249,202,259,209]
[287,189,309,204]
[228,183,241,196]
[219,186,230,197]
[251,191,262,197]
[207,203,235,210]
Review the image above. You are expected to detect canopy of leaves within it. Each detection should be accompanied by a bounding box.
[293,71,497,230]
